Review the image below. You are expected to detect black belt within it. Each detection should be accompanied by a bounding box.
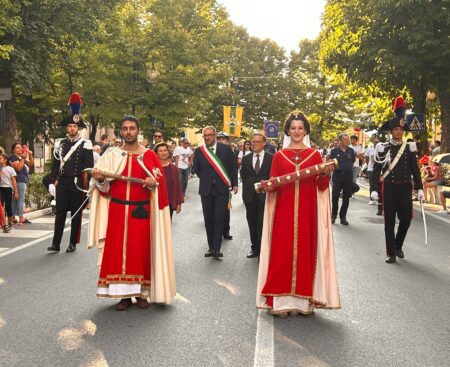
[110,198,150,206]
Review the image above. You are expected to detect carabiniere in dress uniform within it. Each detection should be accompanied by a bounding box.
[370,96,424,264]
[47,92,94,253]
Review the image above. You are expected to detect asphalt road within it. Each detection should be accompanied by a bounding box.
[0,178,449,367]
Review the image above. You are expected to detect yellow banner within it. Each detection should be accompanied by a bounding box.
[223,106,243,137]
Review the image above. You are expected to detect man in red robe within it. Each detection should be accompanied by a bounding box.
[88,116,176,310]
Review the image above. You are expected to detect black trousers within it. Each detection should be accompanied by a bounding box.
[223,207,231,236]
[0,187,13,217]
[52,176,84,247]
[200,185,228,253]
[382,182,413,256]
[332,171,353,219]
[245,198,265,254]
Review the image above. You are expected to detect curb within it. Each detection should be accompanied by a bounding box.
[24,207,52,220]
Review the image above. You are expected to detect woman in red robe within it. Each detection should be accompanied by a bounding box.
[256,110,340,317]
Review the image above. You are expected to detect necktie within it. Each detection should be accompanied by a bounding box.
[210,147,214,154]
[254,154,260,174]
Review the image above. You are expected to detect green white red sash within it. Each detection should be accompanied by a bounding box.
[200,145,231,187]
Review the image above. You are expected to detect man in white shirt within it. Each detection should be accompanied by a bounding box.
[350,135,364,184]
[174,138,193,196]
[365,136,380,204]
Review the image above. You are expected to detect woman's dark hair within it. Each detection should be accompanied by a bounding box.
[243,140,251,150]
[118,115,140,129]
[0,153,11,165]
[11,143,21,153]
[154,142,170,154]
[283,110,311,136]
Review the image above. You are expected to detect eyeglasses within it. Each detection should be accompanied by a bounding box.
[203,134,214,137]
[252,140,263,144]
[154,135,162,138]
[245,143,251,145]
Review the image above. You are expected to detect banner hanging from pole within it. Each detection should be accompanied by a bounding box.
[264,121,280,138]
[223,106,243,137]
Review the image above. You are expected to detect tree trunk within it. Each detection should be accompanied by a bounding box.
[0,71,19,151]
[89,114,99,142]
[438,82,450,153]
[410,82,429,157]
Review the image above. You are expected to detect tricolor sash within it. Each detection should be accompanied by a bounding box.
[200,145,232,188]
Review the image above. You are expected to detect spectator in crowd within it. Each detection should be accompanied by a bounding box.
[100,134,111,155]
[365,136,380,205]
[114,138,122,147]
[0,200,10,232]
[422,160,442,203]
[174,138,194,197]
[9,143,34,225]
[432,140,441,156]
[0,153,18,226]
[154,142,184,219]
[150,130,164,149]
[350,135,364,184]
[92,145,101,165]
[238,140,252,166]
[276,142,283,151]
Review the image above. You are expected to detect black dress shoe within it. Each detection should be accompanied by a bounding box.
[212,251,223,258]
[340,218,349,225]
[47,245,60,252]
[376,208,383,216]
[66,243,76,253]
[204,249,213,257]
[331,216,336,224]
[247,250,259,258]
[385,256,396,263]
[223,234,233,240]
[396,249,404,258]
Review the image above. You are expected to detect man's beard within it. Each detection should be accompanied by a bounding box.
[123,136,137,145]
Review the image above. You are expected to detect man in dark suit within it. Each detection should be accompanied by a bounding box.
[240,133,273,258]
[193,126,238,258]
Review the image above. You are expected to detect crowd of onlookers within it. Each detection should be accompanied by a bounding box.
[0,143,35,232]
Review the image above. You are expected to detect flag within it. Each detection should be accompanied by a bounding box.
[264,121,280,138]
[223,106,243,137]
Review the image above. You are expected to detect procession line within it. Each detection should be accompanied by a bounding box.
[0,220,89,259]
[253,309,274,367]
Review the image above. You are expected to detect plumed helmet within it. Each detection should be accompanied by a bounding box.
[392,96,407,118]
[59,92,86,128]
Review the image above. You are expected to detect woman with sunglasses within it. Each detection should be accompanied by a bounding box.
[238,140,252,166]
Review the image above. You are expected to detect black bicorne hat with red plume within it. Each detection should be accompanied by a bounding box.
[59,92,87,128]
[378,96,409,132]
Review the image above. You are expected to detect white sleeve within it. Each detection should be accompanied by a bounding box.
[173,147,180,156]
[96,180,110,193]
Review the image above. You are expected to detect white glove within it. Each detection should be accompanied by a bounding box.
[417,189,425,201]
[370,191,379,201]
[48,184,56,197]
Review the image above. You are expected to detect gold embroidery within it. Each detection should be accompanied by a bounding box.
[291,163,300,293]
[122,154,133,274]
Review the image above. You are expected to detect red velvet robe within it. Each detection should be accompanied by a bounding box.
[261,148,329,306]
[97,150,168,298]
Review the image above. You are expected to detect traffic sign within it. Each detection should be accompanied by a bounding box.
[406,113,425,132]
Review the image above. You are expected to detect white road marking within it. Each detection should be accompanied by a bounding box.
[3,229,53,238]
[0,220,89,259]
[253,310,274,367]
[174,293,192,304]
[0,247,9,253]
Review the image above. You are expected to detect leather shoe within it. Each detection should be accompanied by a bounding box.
[396,249,404,258]
[247,250,259,258]
[205,249,213,257]
[135,297,149,309]
[385,256,396,263]
[66,243,76,253]
[376,208,383,216]
[212,251,223,258]
[47,245,60,252]
[223,234,233,240]
[331,216,336,224]
[116,298,132,311]
[340,218,349,225]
